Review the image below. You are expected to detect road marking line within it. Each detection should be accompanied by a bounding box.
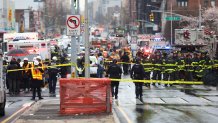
[2,101,34,123]
[117,106,132,123]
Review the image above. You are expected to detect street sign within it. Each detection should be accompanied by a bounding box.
[165,16,181,21]
[66,15,80,36]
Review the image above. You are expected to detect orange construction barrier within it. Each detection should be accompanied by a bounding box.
[59,78,111,115]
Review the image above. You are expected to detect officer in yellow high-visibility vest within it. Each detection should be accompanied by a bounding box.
[31,60,44,100]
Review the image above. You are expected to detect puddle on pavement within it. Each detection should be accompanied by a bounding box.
[131,105,218,123]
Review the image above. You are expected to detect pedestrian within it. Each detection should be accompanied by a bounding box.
[7,58,18,95]
[131,57,145,101]
[97,53,104,78]
[107,59,122,99]
[48,56,59,96]
[22,58,32,93]
[121,52,130,75]
[31,60,44,100]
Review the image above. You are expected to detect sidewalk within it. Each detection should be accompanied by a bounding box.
[15,99,116,123]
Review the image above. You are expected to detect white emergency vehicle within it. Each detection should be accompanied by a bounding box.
[0,49,6,116]
[3,32,51,61]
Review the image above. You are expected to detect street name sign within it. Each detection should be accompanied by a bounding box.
[165,16,181,21]
[66,15,81,36]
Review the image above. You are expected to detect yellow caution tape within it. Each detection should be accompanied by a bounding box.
[109,78,203,85]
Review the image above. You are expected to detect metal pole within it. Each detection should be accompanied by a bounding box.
[170,2,173,45]
[161,0,166,34]
[77,0,80,51]
[71,0,77,77]
[199,2,202,29]
[85,0,90,78]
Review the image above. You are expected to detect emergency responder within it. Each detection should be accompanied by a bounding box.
[192,52,200,80]
[131,57,145,101]
[48,56,59,97]
[60,57,68,78]
[177,52,186,81]
[142,55,153,88]
[22,58,32,93]
[121,52,130,75]
[136,49,143,59]
[152,54,162,86]
[184,53,194,81]
[163,53,178,86]
[31,60,44,100]
[107,59,122,99]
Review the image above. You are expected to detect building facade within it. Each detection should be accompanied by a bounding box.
[164,0,218,43]
[0,0,15,33]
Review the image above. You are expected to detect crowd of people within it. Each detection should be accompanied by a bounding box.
[3,44,218,102]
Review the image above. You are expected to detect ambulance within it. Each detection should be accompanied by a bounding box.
[3,32,51,61]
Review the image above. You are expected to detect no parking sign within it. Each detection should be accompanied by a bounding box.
[66,15,81,36]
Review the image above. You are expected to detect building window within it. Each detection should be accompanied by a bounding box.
[211,0,216,7]
[204,0,209,7]
[177,0,188,7]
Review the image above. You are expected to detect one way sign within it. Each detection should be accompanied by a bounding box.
[66,15,80,36]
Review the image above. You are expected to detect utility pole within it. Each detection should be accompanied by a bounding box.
[84,0,90,78]
[199,1,202,29]
[70,0,77,77]
[170,2,173,45]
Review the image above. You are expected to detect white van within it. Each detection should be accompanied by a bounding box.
[0,50,6,116]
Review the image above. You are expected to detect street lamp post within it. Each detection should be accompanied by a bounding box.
[84,0,90,78]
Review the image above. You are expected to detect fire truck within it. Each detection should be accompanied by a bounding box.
[3,32,51,61]
[174,29,218,58]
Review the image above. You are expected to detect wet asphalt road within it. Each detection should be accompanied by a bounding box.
[1,74,218,123]
[117,104,218,123]
[113,74,218,123]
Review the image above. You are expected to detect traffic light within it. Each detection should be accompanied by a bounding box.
[149,13,154,22]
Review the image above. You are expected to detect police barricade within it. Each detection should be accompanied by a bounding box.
[59,78,111,115]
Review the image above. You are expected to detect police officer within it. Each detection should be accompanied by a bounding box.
[152,54,162,86]
[142,55,153,88]
[131,58,145,101]
[107,59,122,99]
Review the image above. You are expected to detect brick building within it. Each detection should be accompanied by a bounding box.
[164,0,218,43]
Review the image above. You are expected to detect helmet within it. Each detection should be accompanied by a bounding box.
[24,57,28,61]
[34,60,39,65]
[36,56,41,60]
[52,56,58,61]
[33,57,37,61]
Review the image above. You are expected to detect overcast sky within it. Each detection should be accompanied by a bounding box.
[14,0,89,11]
